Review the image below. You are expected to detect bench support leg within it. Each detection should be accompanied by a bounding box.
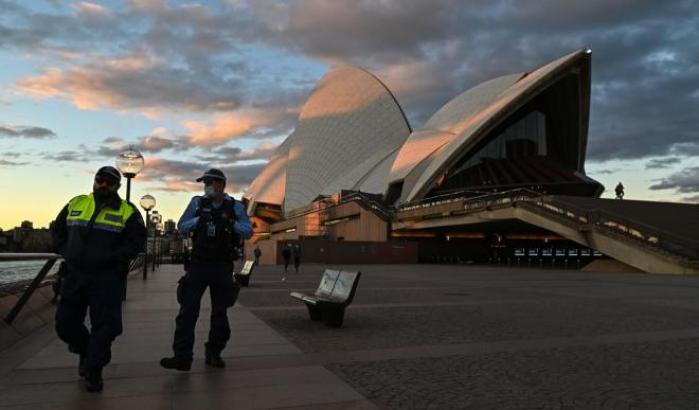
[321,306,346,328]
[305,303,321,321]
[234,275,250,287]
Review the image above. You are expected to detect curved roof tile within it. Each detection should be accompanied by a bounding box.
[283,65,411,212]
[403,49,590,203]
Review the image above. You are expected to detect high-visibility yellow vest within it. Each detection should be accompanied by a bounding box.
[66,194,135,233]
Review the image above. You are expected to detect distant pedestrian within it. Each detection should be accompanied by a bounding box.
[253,246,261,265]
[615,182,624,200]
[293,244,302,273]
[281,243,292,274]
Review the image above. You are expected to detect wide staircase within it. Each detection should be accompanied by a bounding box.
[395,189,699,274]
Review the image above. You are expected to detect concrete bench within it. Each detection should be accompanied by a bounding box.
[234,260,255,287]
[290,269,361,328]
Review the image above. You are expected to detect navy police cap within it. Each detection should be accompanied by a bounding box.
[196,168,226,182]
[96,166,121,182]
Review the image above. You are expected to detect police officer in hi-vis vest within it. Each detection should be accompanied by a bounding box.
[161,168,252,371]
[51,166,146,392]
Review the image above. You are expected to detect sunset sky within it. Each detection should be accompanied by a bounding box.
[1,0,698,230]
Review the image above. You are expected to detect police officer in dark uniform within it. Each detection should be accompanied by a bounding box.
[160,168,252,371]
[51,166,146,392]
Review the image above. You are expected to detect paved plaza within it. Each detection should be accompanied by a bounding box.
[2,263,699,409]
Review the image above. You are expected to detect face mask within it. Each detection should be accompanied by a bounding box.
[204,185,216,198]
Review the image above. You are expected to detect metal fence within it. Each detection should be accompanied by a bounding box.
[1,253,146,325]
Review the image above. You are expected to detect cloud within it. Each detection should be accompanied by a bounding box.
[42,151,86,162]
[0,125,56,138]
[3,0,699,165]
[0,159,29,166]
[85,135,180,159]
[645,157,681,169]
[198,140,281,163]
[15,53,243,114]
[182,108,293,147]
[589,168,620,175]
[72,2,110,18]
[670,142,699,157]
[153,180,201,193]
[260,0,699,160]
[139,136,177,152]
[140,157,266,193]
[649,166,699,193]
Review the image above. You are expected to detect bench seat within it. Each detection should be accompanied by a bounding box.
[289,269,361,327]
[234,260,255,286]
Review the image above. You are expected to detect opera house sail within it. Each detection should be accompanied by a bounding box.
[243,48,699,275]
[246,48,601,218]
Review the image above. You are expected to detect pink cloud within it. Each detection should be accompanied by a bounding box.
[154,180,201,192]
[16,54,157,111]
[14,52,240,115]
[72,2,110,17]
[375,60,439,99]
[183,109,285,146]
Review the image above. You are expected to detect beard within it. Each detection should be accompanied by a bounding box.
[93,188,113,200]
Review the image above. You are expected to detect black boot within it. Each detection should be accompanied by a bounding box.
[205,348,225,368]
[160,356,192,371]
[84,368,103,393]
[78,354,87,378]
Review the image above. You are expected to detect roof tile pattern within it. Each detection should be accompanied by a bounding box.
[403,49,589,202]
[245,49,591,212]
[284,66,410,212]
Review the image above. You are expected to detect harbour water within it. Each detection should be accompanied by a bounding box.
[0,261,59,286]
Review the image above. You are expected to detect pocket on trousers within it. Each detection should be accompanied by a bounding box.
[176,276,186,304]
[225,279,240,307]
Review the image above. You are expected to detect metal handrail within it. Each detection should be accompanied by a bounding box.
[340,192,394,220]
[397,189,699,264]
[0,253,62,261]
[396,188,501,210]
[398,188,542,213]
[521,198,699,261]
[1,252,146,325]
[1,253,61,324]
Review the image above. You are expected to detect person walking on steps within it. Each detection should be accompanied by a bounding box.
[51,166,146,392]
[160,168,252,372]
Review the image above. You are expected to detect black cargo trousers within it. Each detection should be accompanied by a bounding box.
[172,258,240,360]
[55,268,124,370]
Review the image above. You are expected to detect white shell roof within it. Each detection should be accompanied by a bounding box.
[283,65,411,212]
[244,134,294,213]
[401,49,589,202]
[424,73,524,133]
[388,129,455,184]
[245,48,590,213]
[386,73,523,200]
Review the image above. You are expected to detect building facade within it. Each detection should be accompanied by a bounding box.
[243,49,614,266]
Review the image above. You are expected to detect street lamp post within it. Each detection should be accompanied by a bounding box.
[116,147,144,202]
[150,211,162,272]
[139,194,156,280]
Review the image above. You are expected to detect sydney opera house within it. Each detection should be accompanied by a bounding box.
[243,49,699,274]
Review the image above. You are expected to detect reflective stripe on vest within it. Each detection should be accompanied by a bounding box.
[66,194,135,233]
